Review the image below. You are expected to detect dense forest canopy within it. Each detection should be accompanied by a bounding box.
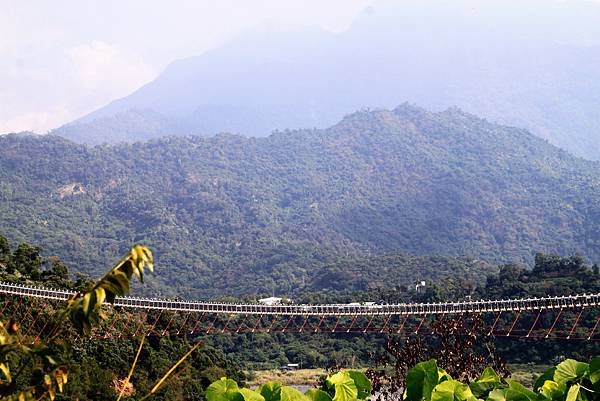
[2,105,600,297]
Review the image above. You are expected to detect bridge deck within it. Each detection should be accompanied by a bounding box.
[0,282,597,316]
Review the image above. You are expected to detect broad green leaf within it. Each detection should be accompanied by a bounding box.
[479,368,501,384]
[470,367,501,398]
[539,380,566,400]
[505,380,538,401]
[455,383,478,401]
[534,368,556,392]
[431,380,459,401]
[305,389,333,401]
[554,360,589,385]
[431,380,476,401]
[327,372,358,401]
[259,382,283,401]
[438,368,452,383]
[280,386,310,401]
[405,359,439,401]
[238,388,266,401]
[206,378,241,401]
[589,357,600,384]
[347,371,372,399]
[487,389,506,401]
[565,384,580,401]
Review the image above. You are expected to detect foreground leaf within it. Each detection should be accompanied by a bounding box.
[534,368,556,392]
[554,359,589,385]
[305,389,332,401]
[206,378,241,401]
[259,382,283,401]
[347,370,372,399]
[239,388,266,401]
[405,359,439,401]
[280,386,310,401]
[470,367,501,398]
[505,380,538,401]
[565,384,581,401]
[589,357,600,384]
[64,245,153,335]
[538,380,566,400]
[431,379,478,401]
[327,372,358,401]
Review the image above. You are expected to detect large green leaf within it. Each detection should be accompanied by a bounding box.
[239,388,266,401]
[538,380,566,400]
[405,359,439,401]
[305,388,333,401]
[479,368,501,384]
[431,380,459,401]
[347,371,372,399]
[554,360,589,385]
[259,382,283,401]
[438,368,452,383]
[431,379,477,401]
[565,384,581,401]
[455,383,478,401]
[589,357,600,384]
[470,367,501,398]
[534,368,556,392]
[504,380,538,401]
[327,372,358,401]
[206,378,241,401]
[487,389,507,401]
[280,386,310,401]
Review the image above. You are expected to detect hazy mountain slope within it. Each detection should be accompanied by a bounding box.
[53,0,600,159]
[51,109,192,144]
[4,105,600,297]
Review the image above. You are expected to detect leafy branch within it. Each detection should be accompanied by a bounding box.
[1,245,154,400]
[61,245,153,336]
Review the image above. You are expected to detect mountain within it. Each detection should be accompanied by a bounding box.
[52,0,600,160]
[51,109,191,144]
[3,105,600,297]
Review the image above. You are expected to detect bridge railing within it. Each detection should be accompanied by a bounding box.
[0,281,598,316]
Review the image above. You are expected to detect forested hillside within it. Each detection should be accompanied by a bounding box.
[2,105,600,297]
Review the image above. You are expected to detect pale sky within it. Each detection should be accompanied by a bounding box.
[0,0,374,133]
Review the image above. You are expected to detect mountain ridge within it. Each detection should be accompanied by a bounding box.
[3,105,600,297]
[51,0,600,160]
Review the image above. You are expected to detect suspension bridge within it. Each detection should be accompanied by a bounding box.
[1,282,599,341]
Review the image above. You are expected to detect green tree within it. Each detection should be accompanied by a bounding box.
[11,243,42,279]
[0,236,9,273]
[48,256,69,279]
[0,236,9,257]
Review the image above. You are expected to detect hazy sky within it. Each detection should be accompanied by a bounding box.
[0,0,374,133]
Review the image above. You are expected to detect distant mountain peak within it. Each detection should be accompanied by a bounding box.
[51,0,600,160]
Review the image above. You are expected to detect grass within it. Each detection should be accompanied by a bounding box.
[245,369,327,387]
[508,363,551,388]
[246,364,551,389]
